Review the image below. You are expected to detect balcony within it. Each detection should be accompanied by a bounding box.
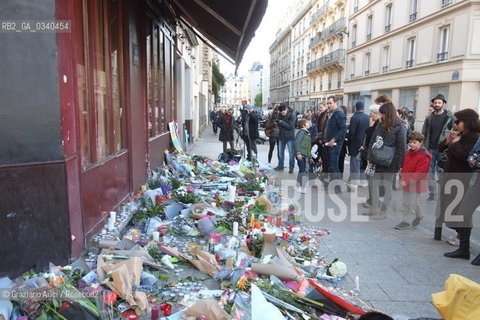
[306,49,346,73]
[442,0,453,8]
[310,5,327,24]
[309,17,347,48]
[409,12,417,22]
[382,66,388,73]
[364,70,370,76]
[437,52,448,62]
[406,59,414,68]
[366,33,371,41]
[385,24,391,33]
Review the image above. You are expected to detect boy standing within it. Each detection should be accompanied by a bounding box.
[294,119,312,194]
[395,132,432,229]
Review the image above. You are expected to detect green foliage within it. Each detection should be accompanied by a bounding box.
[212,62,225,103]
[134,197,165,221]
[170,178,182,189]
[147,244,164,262]
[254,93,263,106]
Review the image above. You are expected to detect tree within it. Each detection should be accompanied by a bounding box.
[254,93,262,106]
[211,63,225,104]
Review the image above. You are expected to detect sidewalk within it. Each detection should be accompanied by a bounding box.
[190,127,480,319]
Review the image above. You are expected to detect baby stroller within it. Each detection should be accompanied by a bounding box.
[310,138,329,183]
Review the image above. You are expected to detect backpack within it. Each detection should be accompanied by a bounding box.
[218,149,241,163]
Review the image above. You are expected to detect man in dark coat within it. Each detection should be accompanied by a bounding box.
[275,103,296,173]
[210,109,219,135]
[324,96,347,191]
[240,105,259,161]
[347,101,370,187]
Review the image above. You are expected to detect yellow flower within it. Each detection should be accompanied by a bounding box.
[237,277,248,290]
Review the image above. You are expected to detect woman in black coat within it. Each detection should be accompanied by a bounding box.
[216,109,235,152]
[365,102,407,219]
[439,109,480,262]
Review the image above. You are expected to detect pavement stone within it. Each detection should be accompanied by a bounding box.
[189,128,480,319]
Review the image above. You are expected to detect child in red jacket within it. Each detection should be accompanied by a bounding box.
[395,132,432,230]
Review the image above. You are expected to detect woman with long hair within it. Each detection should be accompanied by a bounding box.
[265,106,280,166]
[217,108,235,152]
[439,109,480,263]
[364,102,407,219]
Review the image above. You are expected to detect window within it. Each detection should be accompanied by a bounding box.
[366,15,373,41]
[399,88,418,113]
[352,24,357,47]
[353,0,359,12]
[78,0,126,167]
[337,70,342,88]
[328,72,332,90]
[364,53,371,76]
[438,26,449,61]
[382,46,390,72]
[410,0,418,22]
[385,5,392,32]
[350,58,355,79]
[406,37,415,68]
[442,0,453,8]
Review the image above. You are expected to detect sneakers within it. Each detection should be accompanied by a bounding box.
[361,208,377,216]
[274,166,284,171]
[427,194,435,202]
[296,187,307,194]
[412,216,423,226]
[358,182,368,188]
[395,221,411,230]
[289,168,294,174]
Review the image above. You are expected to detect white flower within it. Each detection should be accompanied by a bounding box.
[328,261,347,278]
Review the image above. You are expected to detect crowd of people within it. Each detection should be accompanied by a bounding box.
[210,95,480,265]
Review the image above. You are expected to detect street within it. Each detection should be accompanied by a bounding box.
[190,125,480,319]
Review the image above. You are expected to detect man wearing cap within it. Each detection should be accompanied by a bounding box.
[347,101,370,188]
[421,93,454,201]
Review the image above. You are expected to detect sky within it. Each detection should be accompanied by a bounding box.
[219,0,292,77]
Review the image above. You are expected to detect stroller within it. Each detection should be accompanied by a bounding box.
[310,138,329,183]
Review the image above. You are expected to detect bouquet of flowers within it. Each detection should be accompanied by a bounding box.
[170,186,201,204]
[326,258,347,278]
[246,233,264,258]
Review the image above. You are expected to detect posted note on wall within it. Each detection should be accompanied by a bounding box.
[168,121,183,152]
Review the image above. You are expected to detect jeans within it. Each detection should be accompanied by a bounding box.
[327,143,343,180]
[401,191,422,223]
[296,156,307,187]
[428,148,442,196]
[371,172,395,213]
[278,140,295,169]
[350,155,362,183]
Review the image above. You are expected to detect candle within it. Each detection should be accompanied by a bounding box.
[140,185,147,192]
[152,231,160,242]
[109,211,116,221]
[227,184,236,202]
[249,213,255,228]
[232,222,239,236]
[151,305,160,320]
[355,275,360,292]
[107,217,115,231]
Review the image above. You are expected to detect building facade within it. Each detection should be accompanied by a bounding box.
[307,0,349,109]
[343,0,480,122]
[269,27,292,104]
[220,74,248,105]
[290,0,315,113]
[248,62,263,105]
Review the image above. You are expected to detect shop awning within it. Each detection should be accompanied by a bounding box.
[166,0,268,67]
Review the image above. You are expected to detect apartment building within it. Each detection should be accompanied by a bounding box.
[290,0,315,113]
[220,74,248,105]
[343,0,480,121]
[269,27,292,103]
[307,0,349,108]
[248,62,264,105]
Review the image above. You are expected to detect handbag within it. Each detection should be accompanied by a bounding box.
[437,148,448,169]
[371,136,396,167]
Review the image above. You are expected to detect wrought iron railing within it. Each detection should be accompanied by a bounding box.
[306,49,346,72]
